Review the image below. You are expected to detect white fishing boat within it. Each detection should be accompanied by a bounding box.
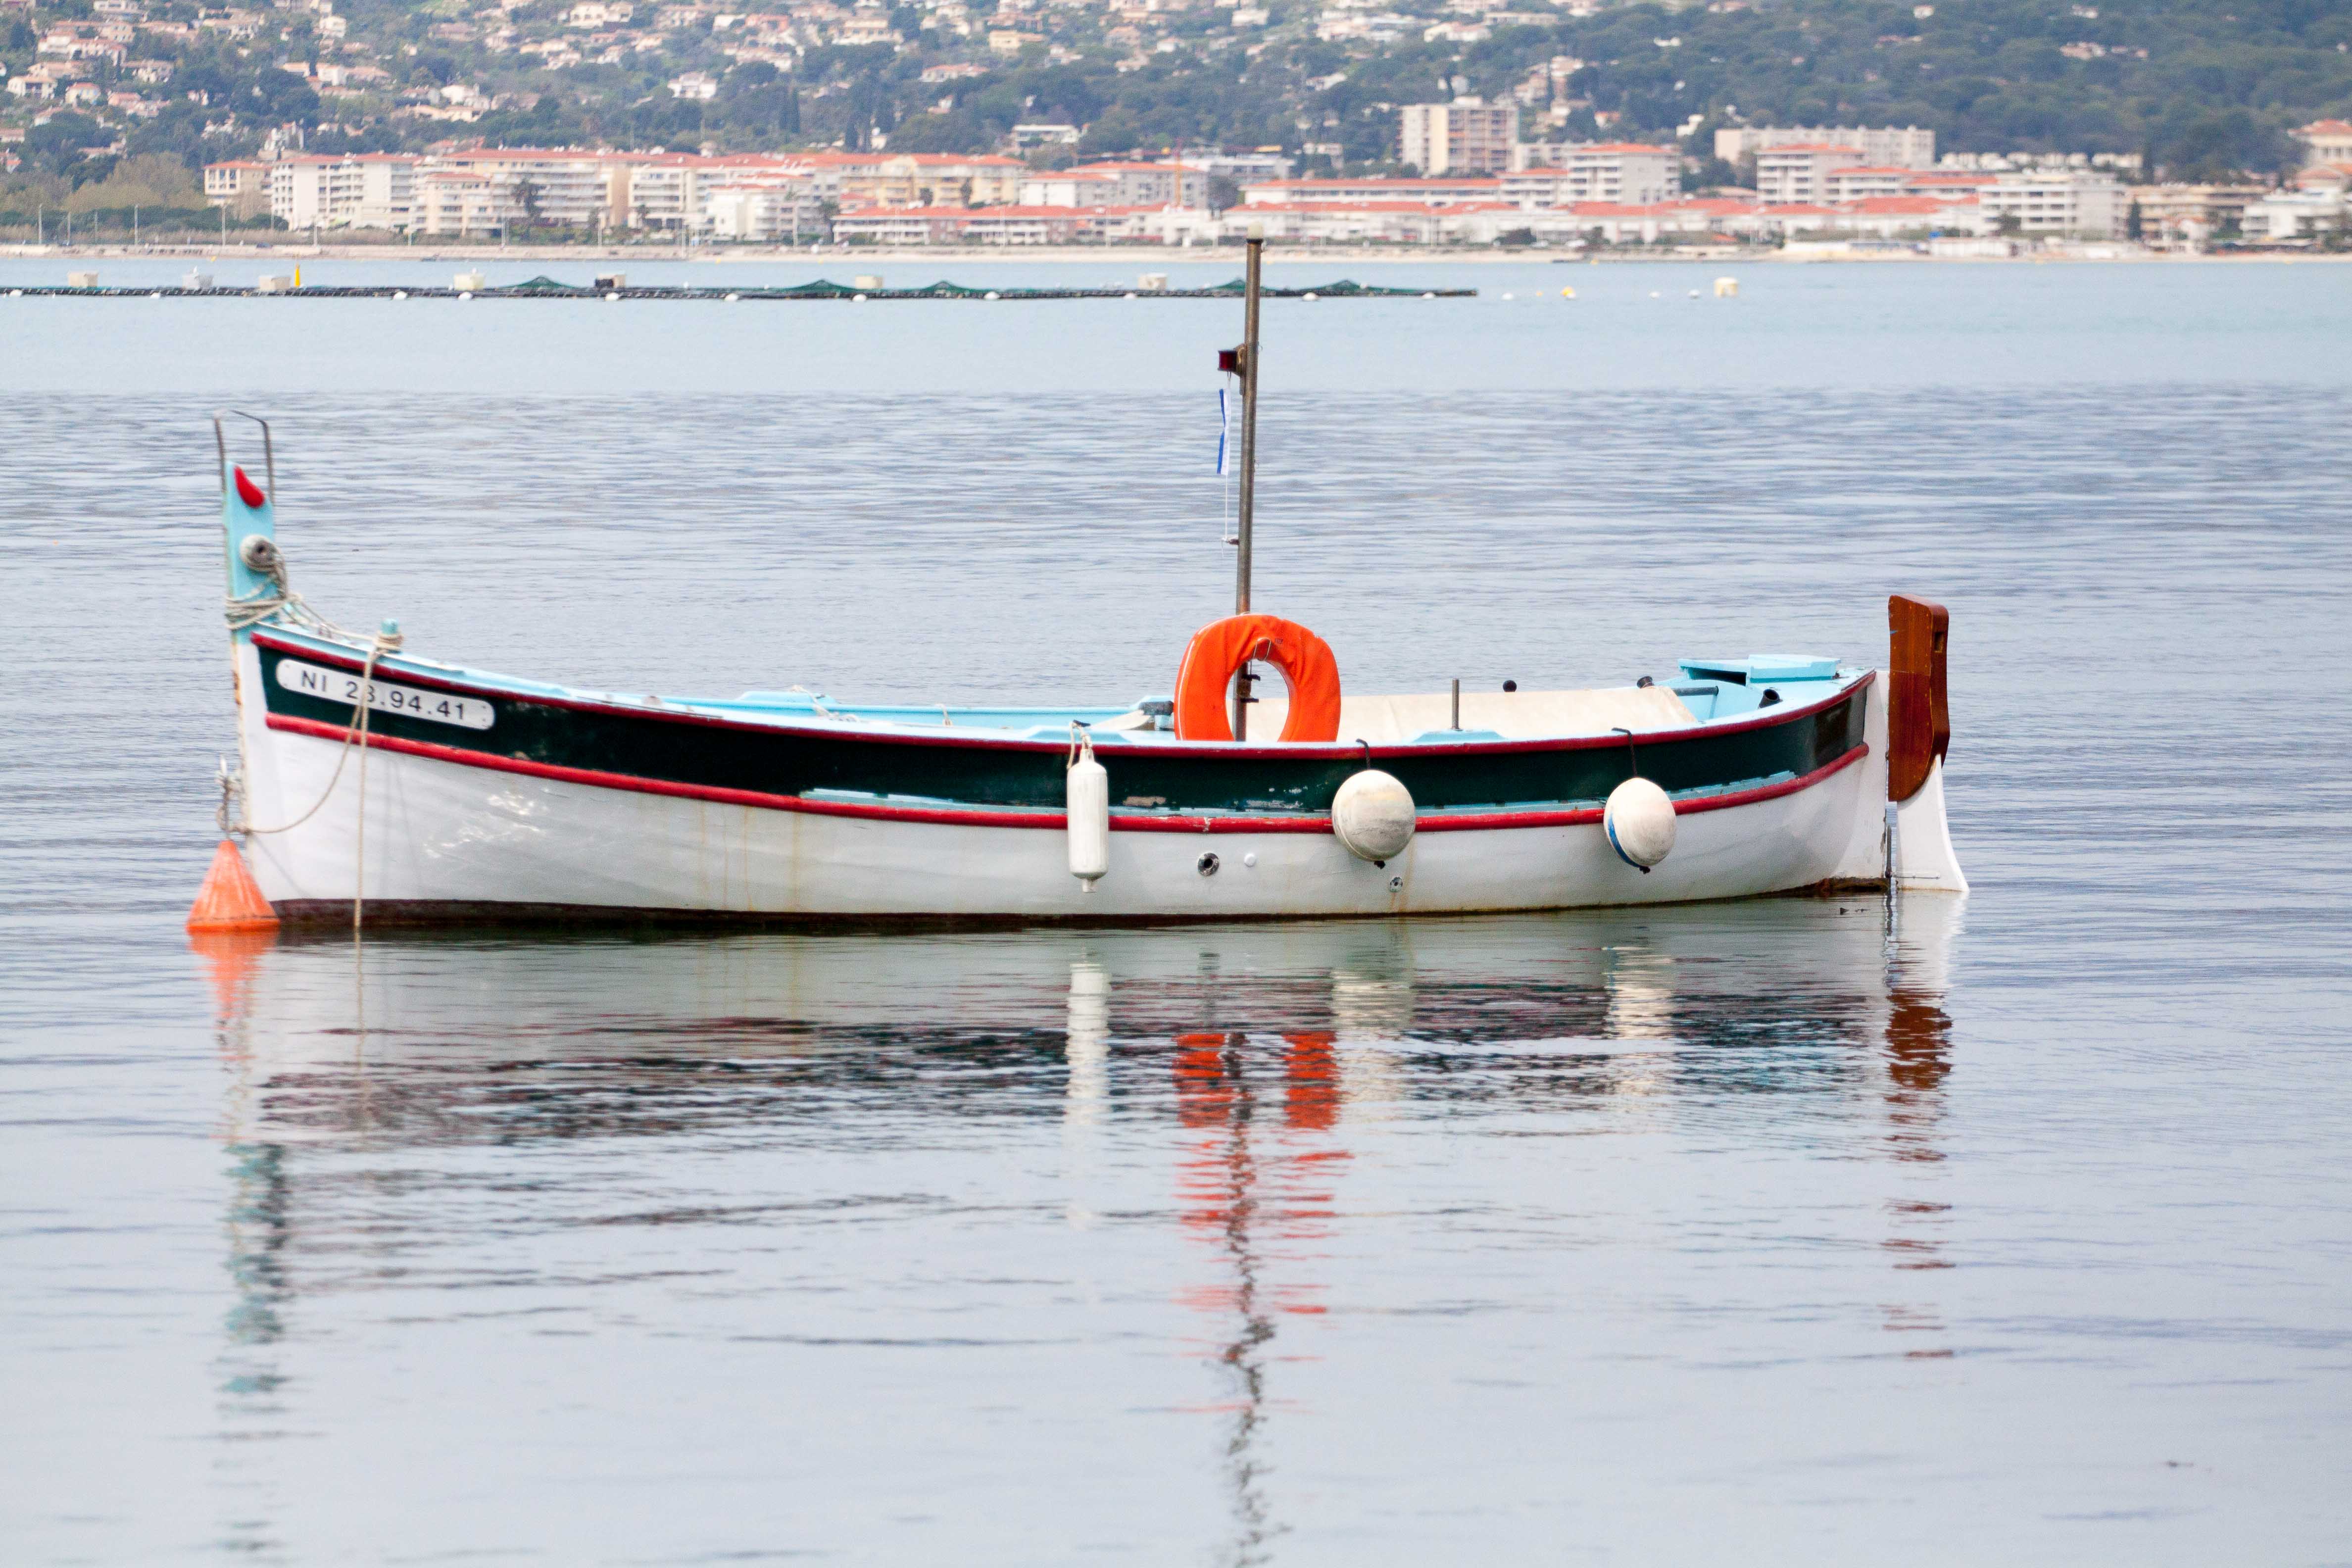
[193,242,1963,931]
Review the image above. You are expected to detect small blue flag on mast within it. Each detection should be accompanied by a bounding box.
[1215,387,1232,477]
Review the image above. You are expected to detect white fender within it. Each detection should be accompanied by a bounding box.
[1066,736,1109,889]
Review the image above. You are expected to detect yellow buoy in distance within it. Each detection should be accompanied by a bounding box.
[1561,287,1576,298]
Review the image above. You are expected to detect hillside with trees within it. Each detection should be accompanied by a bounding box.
[4,0,2349,228]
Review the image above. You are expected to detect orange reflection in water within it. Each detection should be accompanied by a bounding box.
[1171,1031,1352,1566]
[190,929,277,1032]
[1879,931,1958,1355]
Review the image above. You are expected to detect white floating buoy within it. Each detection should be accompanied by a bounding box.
[1333,770,1416,863]
[606,291,622,302]
[984,291,1000,300]
[151,291,162,299]
[725,292,741,302]
[1604,777,1676,870]
[1649,290,1662,298]
[1302,291,1318,300]
[392,290,408,299]
[458,291,473,300]
[1124,291,1137,299]
[1501,291,1514,300]
[1687,288,1700,298]
[852,293,868,302]
[1422,291,1436,299]
[1066,733,1109,890]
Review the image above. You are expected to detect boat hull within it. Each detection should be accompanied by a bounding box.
[232,647,1926,925]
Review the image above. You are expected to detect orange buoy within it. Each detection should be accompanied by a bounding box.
[187,839,279,932]
[1173,614,1342,743]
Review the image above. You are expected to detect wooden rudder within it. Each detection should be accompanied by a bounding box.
[1888,594,1949,802]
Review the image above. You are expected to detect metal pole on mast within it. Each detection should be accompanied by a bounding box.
[1229,227,1264,739]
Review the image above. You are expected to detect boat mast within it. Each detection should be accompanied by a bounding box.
[1231,229,1264,739]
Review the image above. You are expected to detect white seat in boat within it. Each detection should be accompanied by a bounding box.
[1248,686,1697,744]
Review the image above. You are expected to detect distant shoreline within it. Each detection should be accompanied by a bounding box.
[2,242,2344,266]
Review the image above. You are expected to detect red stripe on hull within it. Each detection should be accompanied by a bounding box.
[264,715,1867,834]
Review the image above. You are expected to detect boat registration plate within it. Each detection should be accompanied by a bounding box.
[276,659,495,731]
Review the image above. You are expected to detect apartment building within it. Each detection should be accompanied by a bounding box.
[1832,195,1988,238]
[202,158,271,215]
[1975,171,2127,239]
[619,156,712,232]
[1018,171,1121,206]
[1243,175,1503,206]
[838,153,1025,207]
[781,150,891,202]
[1019,161,1199,207]
[2123,183,2265,243]
[1053,161,1194,206]
[1756,144,1866,204]
[1502,143,1678,206]
[1399,97,1518,175]
[1716,125,1937,168]
[1902,170,1995,200]
[2298,119,2352,168]
[1175,149,1294,183]
[411,168,516,237]
[829,204,1134,245]
[268,153,417,230]
[1820,165,1914,201]
[431,147,634,228]
[2241,182,2349,241]
[1198,200,1521,245]
[703,177,825,242]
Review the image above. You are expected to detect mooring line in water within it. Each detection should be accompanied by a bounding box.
[225,620,404,934]
[233,627,401,837]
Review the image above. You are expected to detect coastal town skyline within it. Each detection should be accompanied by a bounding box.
[6,0,2350,248]
[168,112,2352,252]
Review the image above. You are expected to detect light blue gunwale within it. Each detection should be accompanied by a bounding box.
[253,624,1863,749]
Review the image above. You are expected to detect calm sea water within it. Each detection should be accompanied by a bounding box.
[4,261,2351,1564]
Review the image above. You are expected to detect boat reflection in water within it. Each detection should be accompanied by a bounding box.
[194,897,1958,1560]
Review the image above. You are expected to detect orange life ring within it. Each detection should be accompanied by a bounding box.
[1173,614,1342,743]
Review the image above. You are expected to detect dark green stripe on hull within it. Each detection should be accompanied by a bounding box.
[255,640,1866,816]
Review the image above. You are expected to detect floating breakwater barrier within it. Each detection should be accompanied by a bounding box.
[11,274,1476,302]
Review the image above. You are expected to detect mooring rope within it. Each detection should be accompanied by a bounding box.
[225,573,402,931]
[224,570,369,647]
[233,626,399,817]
